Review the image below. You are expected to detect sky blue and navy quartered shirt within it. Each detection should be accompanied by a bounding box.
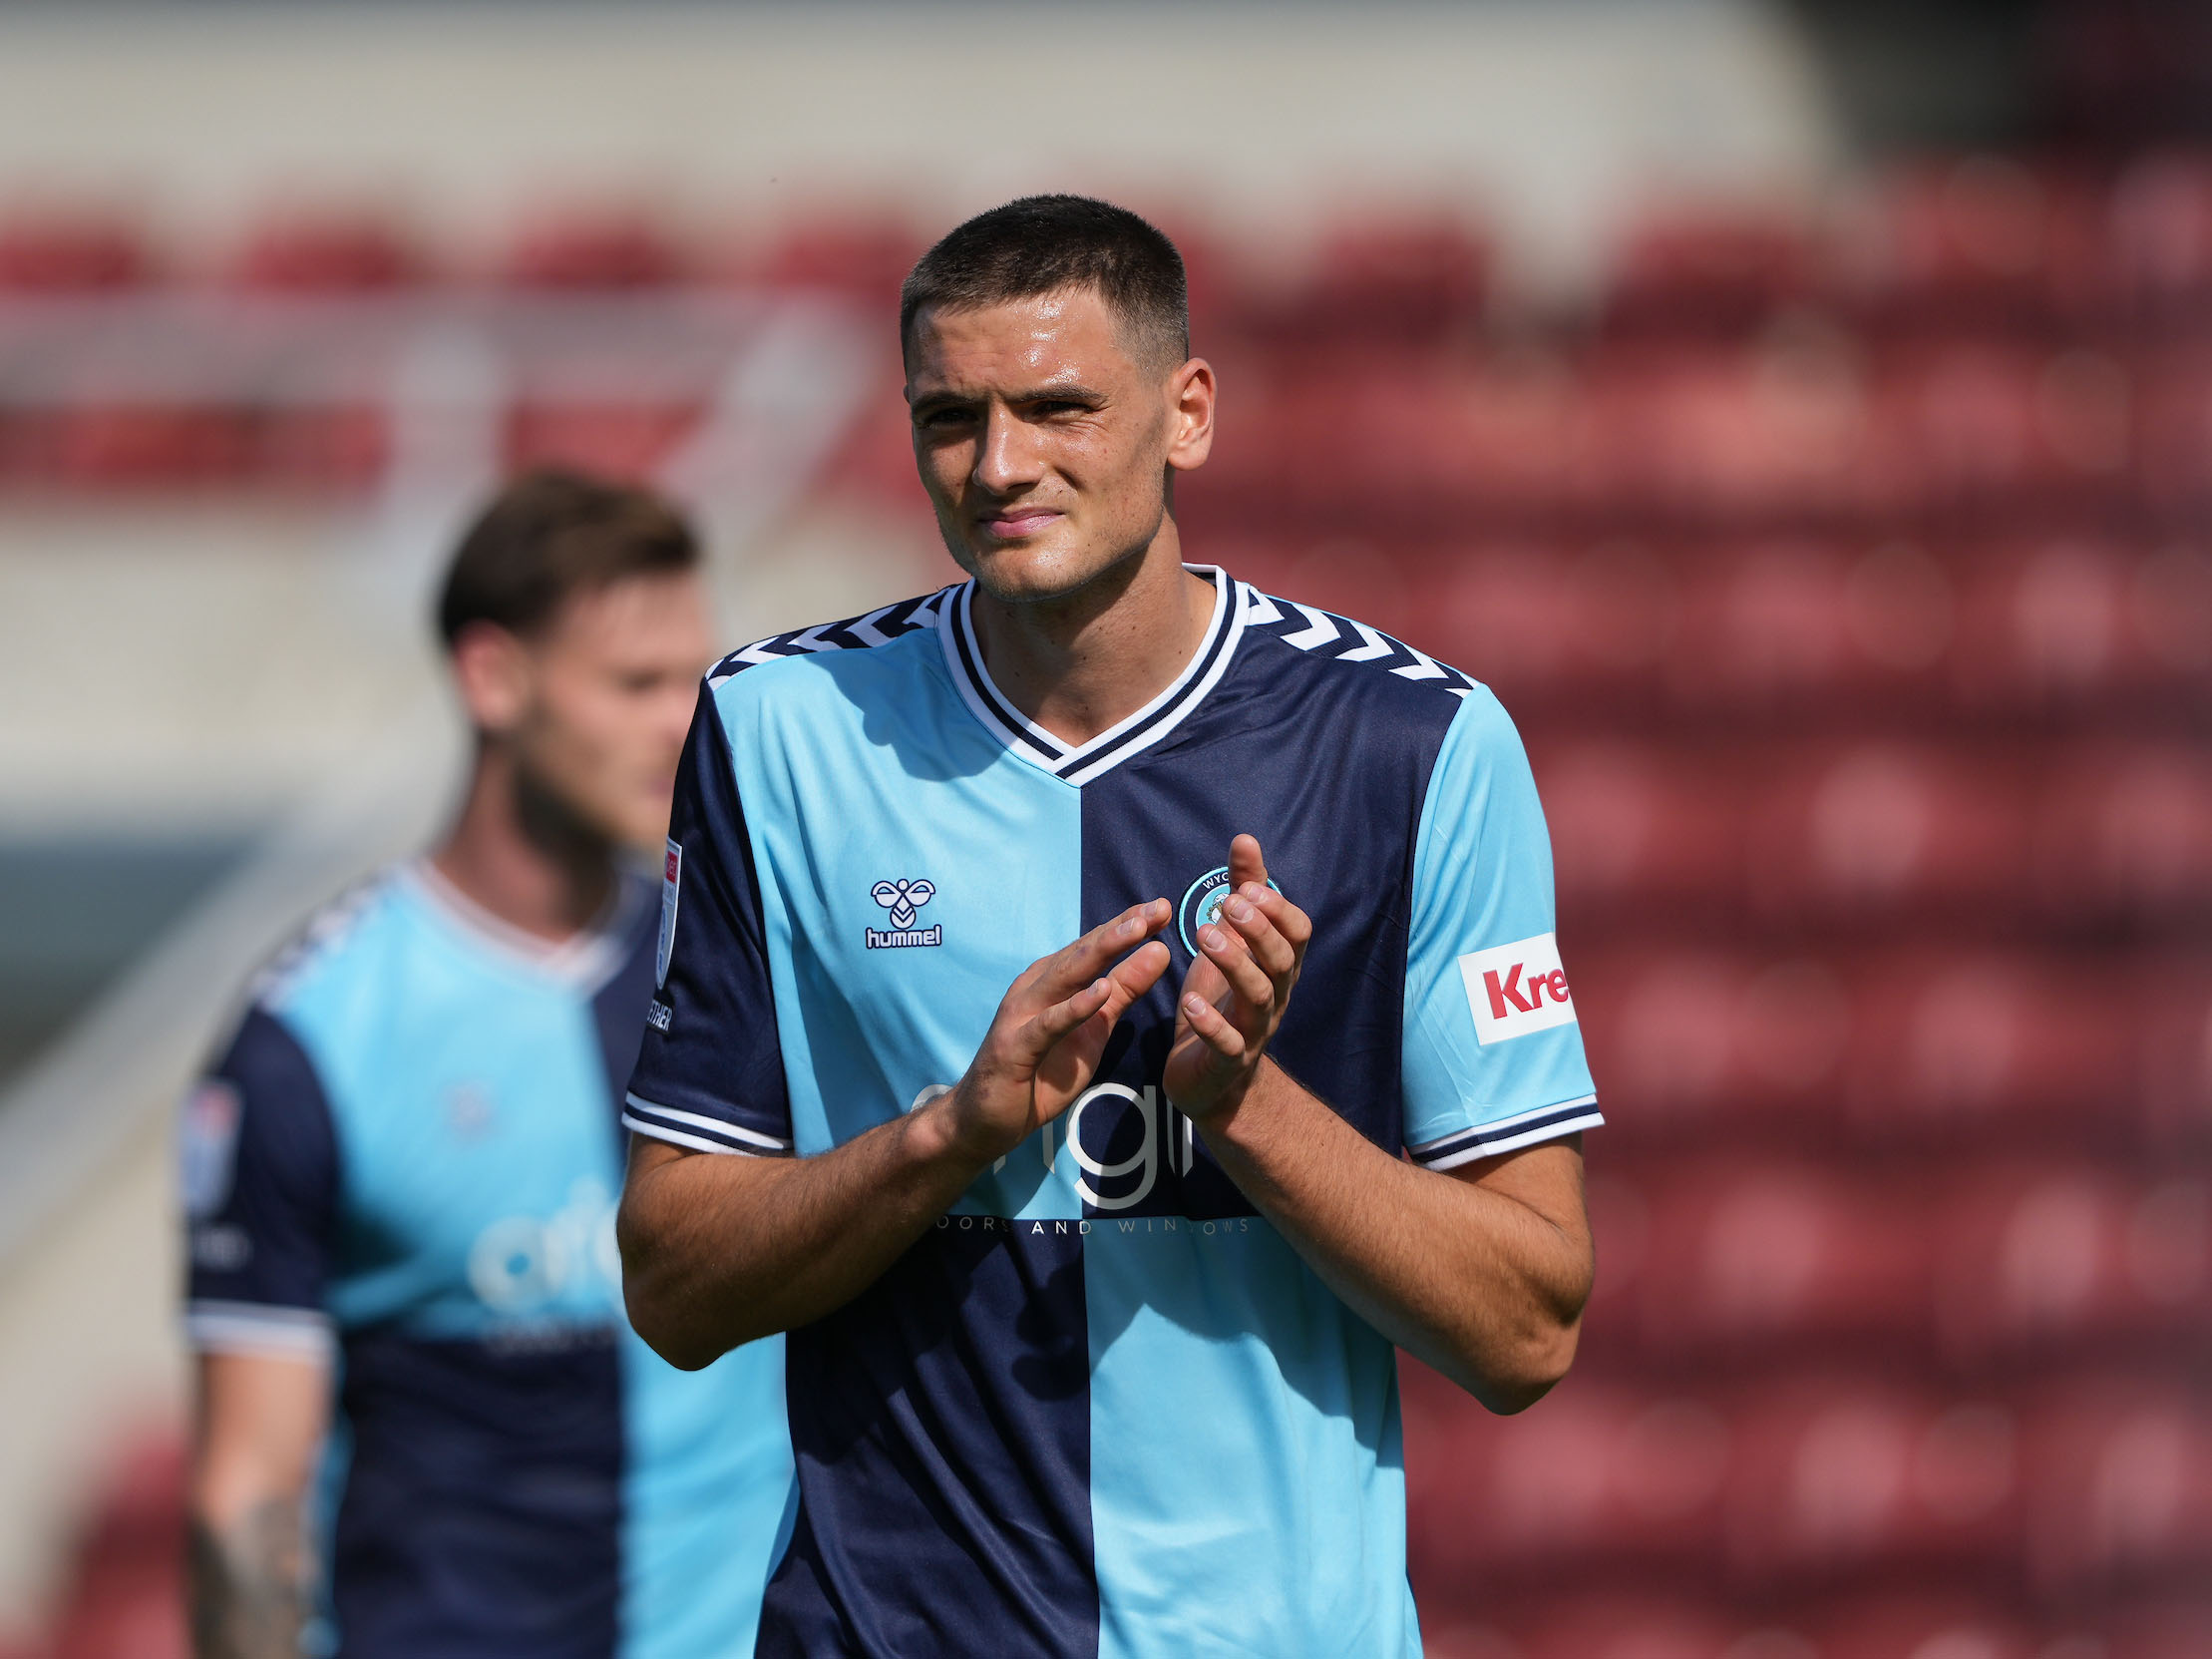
[182,862,795,1659]
[624,567,1601,1659]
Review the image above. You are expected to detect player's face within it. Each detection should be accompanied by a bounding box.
[905,286,1213,603]
[507,571,714,852]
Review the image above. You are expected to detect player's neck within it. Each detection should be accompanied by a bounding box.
[968,530,1216,750]
[431,746,617,945]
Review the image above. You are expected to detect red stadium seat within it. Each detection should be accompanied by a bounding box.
[2134,348,2212,511]
[1441,344,1588,511]
[2016,1383,2212,1597]
[1745,744,2032,924]
[507,400,704,481]
[2106,1601,2212,1659]
[1947,539,2212,717]
[256,404,390,492]
[1877,342,2047,504]
[1724,1384,2023,1576]
[1931,1167,2212,1362]
[1584,338,1873,519]
[1791,1595,2037,1659]
[232,211,423,289]
[2033,744,2212,924]
[753,218,926,311]
[1842,951,2139,1143]
[2135,963,2212,1151]
[505,211,684,288]
[1534,740,1745,915]
[0,208,149,289]
[1571,948,1860,1145]
[49,401,254,486]
[2106,152,2212,311]
[1668,540,1861,704]
[1507,1597,1746,1659]
[1405,1379,1734,1578]
[46,1435,185,1659]
[1603,207,1821,337]
[1603,1160,1934,1356]
[1846,156,2104,324]
[1253,217,1488,342]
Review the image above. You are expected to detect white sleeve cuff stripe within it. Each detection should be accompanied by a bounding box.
[623,1093,791,1151]
[184,1303,335,1360]
[621,1112,787,1158]
[1406,1094,1598,1156]
[1413,1108,1605,1171]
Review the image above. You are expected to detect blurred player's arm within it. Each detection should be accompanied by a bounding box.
[619,901,1172,1368]
[189,1349,326,1659]
[181,1008,342,1658]
[1169,835,1594,1415]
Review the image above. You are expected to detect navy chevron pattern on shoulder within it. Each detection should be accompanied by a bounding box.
[708,589,951,687]
[1237,582,1478,698]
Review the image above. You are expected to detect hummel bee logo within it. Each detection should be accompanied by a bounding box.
[867,879,941,950]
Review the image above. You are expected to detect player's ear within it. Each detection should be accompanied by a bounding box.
[448,620,534,737]
[1165,356,1215,474]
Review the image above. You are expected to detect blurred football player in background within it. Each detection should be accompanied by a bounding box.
[180,469,793,1659]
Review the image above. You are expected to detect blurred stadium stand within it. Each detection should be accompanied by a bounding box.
[0,1,2202,1654]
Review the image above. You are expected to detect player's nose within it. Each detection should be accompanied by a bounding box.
[972,404,1043,496]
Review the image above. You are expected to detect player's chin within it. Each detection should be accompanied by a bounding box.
[963,532,1111,605]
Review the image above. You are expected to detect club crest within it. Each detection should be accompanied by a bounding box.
[1176,866,1283,957]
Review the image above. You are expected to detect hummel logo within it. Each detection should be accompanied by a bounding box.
[867,879,941,950]
[871,879,934,930]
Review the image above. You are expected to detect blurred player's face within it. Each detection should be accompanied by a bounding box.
[458,571,714,853]
[906,286,1213,603]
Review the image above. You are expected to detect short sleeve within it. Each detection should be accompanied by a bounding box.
[621,681,794,1157]
[1400,687,1602,1171]
[182,1006,341,1360]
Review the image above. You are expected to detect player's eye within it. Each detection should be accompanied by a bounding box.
[915,406,974,430]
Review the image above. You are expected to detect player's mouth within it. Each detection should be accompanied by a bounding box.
[977,508,1063,541]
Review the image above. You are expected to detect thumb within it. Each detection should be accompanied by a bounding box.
[1228,832,1269,893]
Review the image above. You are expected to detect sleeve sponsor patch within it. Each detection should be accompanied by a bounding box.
[1457,932,1577,1045]
[178,1078,242,1220]
[656,839,681,989]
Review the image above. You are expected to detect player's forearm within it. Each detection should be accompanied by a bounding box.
[1201,1065,1593,1414]
[619,1104,992,1367]
[187,1491,309,1659]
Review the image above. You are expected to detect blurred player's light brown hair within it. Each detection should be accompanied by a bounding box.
[435,467,700,649]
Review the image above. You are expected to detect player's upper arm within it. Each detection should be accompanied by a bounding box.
[1400,688,1603,1170]
[182,1006,341,1363]
[621,678,795,1158]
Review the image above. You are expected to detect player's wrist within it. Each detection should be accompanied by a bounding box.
[909,1077,1020,1173]
[1184,1057,1286,1147]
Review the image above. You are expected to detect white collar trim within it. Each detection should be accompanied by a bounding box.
[401,858,638,991]
[935,565,1245,785]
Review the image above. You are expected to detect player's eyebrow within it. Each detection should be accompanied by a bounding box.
[908,381,1108,419]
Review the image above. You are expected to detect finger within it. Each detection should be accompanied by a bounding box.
[1016,976,1114,1061]
[1198,921,1275,1010]
[1236,881,1311,952]
[1103,940,1172,1012]
[1218,893,1295,978]
[1228,833,1268,894]
[1180,991,1249,1059]
[1035,899,1171,1001]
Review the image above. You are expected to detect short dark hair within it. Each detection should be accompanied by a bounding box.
[900,195,1189,370]
[435,467,699,649]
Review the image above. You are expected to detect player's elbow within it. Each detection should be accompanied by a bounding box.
[615,1206,719,1371]
[1472,1316,1583,1416]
